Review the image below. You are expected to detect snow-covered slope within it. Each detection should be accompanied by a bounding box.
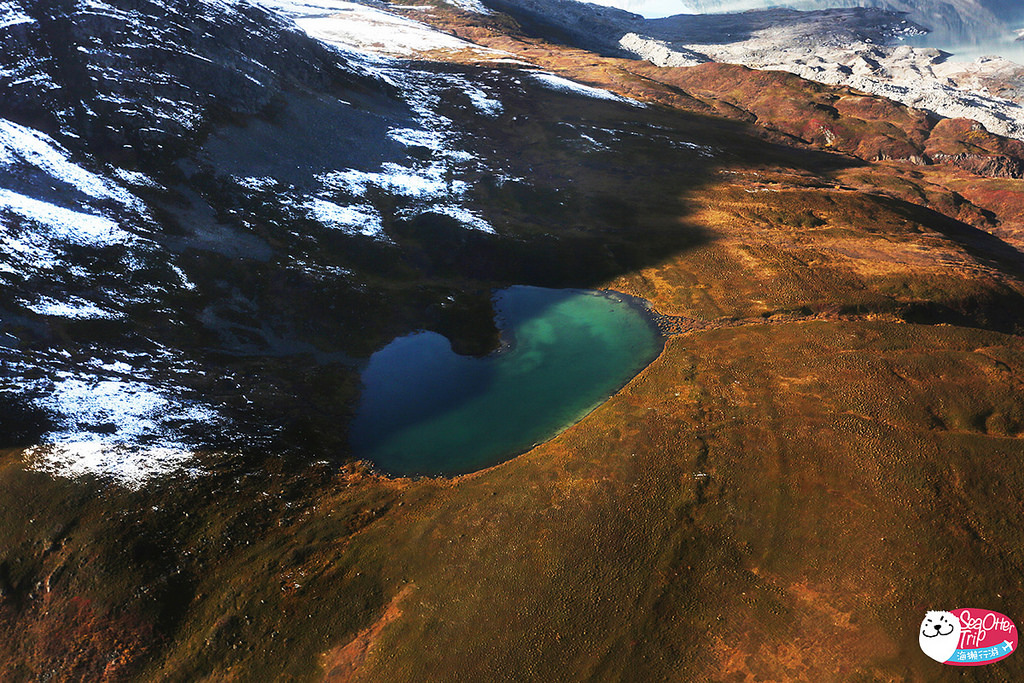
[0,0,395,484]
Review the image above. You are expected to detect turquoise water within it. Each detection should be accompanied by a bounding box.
[350,286,664,476]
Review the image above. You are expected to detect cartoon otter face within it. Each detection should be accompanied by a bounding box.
[920,611,962,662]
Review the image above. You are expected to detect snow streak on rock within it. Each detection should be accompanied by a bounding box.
[0,188,126,256]
[0,119,141,208]
[530,72,642,105]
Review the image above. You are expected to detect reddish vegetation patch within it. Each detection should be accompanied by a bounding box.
[631,63,939,165]
[321,584,414,682]
[926,118,1024,178]
[946,180,1024,248]
[1,594,154,681]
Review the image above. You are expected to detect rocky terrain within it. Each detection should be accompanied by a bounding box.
[627,13,1024,139]
[1,0,1024,680]
[466,0,1024,141]
[597,0,1023,40]
[480,0,1024,142]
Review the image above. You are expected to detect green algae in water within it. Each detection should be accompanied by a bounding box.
[350,286,663,476]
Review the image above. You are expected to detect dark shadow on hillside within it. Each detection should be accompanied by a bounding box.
[0,10,868,466]
[874,194,1024,334]
[877,194,1024,274]
[136,57,870,463]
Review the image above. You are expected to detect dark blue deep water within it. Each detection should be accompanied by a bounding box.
[350,286,664,476]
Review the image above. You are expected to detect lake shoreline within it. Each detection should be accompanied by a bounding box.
[351,285,666,477]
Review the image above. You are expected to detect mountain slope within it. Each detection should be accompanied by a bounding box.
[1,0,1024,681]
[478,0,1024,141]
[589,0,1022,37]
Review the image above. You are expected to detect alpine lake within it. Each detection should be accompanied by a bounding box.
[350,286,665,476]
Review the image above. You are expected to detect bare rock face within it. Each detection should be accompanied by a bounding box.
[931,151,1024,177]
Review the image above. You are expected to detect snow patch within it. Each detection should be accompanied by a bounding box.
[388,127,446,150]
[25,295,121,320]
[170,263,196,291]
[288,257,352,280]
[235,175,280,191]
[444,0,495,16]
[259,0,490,57]
[677,140,717,157]
[113,168,162,188]
[466,87,503,116]
[0,189,128,248]
[0,1,33,29]
[24,442,199,490]
[429,204,495,233]
[387,126,476,160]
[530,72,640,105]
[320,163,465,200]
[304,198,385,238]
[35,376,216,443]
[22,374,224,487]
